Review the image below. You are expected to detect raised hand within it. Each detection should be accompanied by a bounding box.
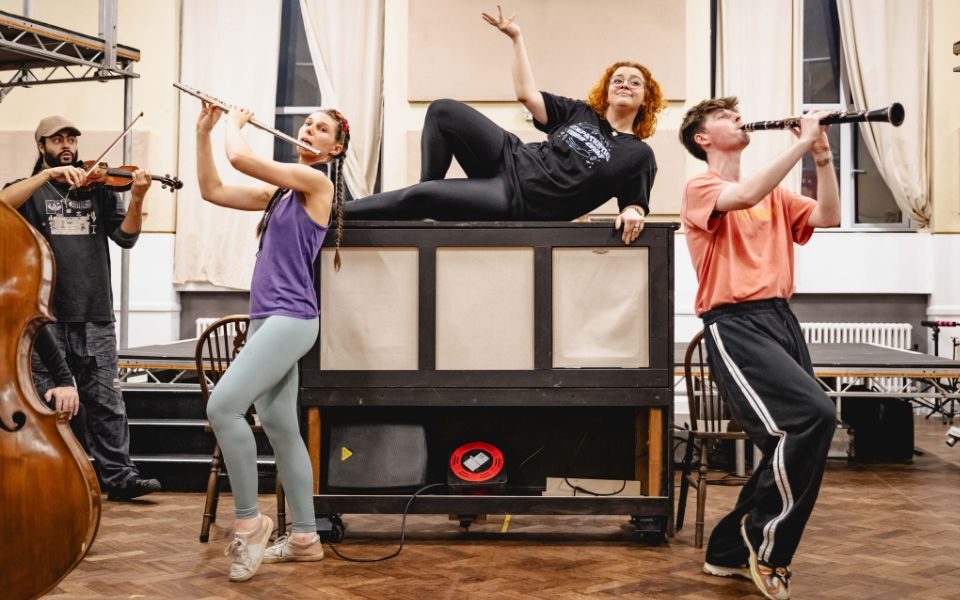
[482,4,520,39]
[789,108,833,153]
[131,168,152,196]
[227,106,254,130]
[197,100,224,134]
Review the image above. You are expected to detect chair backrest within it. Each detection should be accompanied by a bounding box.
[195,315,250,406]
[683,330,742,434]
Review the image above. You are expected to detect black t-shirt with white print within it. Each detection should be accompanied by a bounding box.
[510,91,657,220]
[10,178,137,322]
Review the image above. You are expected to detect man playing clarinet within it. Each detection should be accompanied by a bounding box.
[679,97,840,600]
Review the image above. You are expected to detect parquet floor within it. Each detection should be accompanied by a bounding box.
[46,417,960,599]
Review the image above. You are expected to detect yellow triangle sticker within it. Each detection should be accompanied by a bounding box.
[341,447,353,461]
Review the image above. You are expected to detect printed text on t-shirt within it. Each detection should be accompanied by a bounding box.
[557,122,611,168]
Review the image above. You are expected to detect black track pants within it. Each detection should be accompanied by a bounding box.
[701,298,836,568]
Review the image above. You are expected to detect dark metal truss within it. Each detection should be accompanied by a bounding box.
[0,10,139,101]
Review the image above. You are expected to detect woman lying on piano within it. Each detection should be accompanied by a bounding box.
[344,4,665,245]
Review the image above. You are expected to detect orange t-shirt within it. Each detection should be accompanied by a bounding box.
[681,171,818,316]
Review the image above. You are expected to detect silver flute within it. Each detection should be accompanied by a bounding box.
[174,82,322,155]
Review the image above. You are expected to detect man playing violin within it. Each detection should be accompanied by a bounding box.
[0,115,161,500]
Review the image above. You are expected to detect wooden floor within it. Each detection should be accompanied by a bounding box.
[46,416,960,599]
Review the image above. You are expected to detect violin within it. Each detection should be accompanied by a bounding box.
[78,160,183,193]
[0,201,100,598]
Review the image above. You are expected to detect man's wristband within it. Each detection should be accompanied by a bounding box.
[814,151,832,167]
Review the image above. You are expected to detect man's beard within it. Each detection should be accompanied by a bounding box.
[43,148,76,167]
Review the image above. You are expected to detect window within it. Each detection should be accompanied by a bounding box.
[275,0,322,165]
[274,0,365,198]
[801,0,906,229]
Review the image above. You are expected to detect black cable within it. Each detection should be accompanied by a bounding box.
[562,476,627,497]
[562,425,627,496]
[325,483,446,563]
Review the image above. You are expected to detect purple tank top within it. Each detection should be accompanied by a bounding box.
[249,189,327,319]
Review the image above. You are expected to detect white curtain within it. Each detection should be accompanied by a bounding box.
[837,0,930,226]
[717,0,802,191]
[173,0,282,289]
[299,0,384,199]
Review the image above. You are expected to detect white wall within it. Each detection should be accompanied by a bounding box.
[677,231,957,350]
[927,235,960,355]
[930,0,960,233]
[109,235,180,347]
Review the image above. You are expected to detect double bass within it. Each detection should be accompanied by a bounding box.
[0,200,101,598]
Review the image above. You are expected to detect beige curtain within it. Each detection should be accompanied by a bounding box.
[173,0,282,289]
[837,0,930,226]
[717,0,802,191]
[299,0,384,199]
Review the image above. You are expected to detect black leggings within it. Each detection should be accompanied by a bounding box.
[344,99,518,220]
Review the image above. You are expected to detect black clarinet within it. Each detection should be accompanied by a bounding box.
[740,102,904,131]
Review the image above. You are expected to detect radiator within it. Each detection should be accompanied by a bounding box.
[195,317,221,338]
[800,322,912,350]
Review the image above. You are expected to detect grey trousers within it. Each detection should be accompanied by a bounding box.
[206,315,319,533]
[32,322,139,488]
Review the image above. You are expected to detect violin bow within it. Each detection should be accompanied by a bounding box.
[82,111,145,179]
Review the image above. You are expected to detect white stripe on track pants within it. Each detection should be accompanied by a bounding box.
[700,298,835,568]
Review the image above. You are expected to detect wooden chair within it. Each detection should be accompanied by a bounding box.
[196,315,285,543]
[676,330,750,548]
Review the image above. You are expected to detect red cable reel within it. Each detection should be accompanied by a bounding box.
[449,441,505,484]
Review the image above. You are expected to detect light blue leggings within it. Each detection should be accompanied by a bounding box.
[206,315,318,533]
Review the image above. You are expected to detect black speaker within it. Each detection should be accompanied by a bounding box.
[326,423,428,490]
[841,397,914,463]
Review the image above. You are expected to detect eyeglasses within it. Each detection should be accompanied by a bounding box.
[610,77,644,90]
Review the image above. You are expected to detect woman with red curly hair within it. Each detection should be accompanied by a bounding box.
[345,5,665,244]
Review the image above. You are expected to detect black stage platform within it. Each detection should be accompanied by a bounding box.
[118,338,199,384]
[673,341,960,420]
[123,338,960,379]
[122,339,960,416]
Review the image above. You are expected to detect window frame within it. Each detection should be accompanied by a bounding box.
[800,0,911,232]
[274,0,323,165]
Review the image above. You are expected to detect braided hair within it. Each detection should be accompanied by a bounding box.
[255,109,351,271]
[255,187,285,238]
[325,109,350,272]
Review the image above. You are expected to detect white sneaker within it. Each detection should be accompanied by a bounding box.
[224,514,274,582]
[703,561,751,580]
[740,515,791,600]
[263,533,325,563]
